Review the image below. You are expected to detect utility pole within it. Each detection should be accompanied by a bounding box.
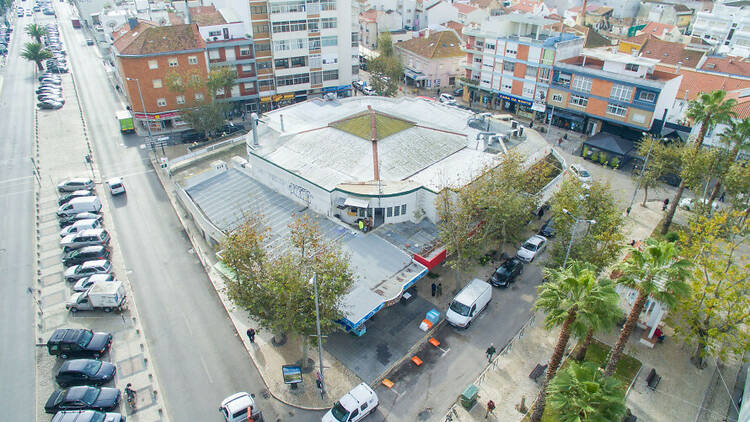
[310,273,326,398]
[126,77,154,150]
[562,209,596,268]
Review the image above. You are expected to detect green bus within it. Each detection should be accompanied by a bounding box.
[116,110,135,134]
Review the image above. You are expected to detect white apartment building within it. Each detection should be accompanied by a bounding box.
[692,0,750,56]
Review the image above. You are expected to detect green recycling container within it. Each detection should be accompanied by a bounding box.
[460,384,479,409]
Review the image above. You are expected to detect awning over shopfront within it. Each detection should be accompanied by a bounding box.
[344,197,369,208]
[404,68,427,81]
[553,109,586,123]
[583,132,635,157]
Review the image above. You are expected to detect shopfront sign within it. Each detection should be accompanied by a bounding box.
[497,93,532,107]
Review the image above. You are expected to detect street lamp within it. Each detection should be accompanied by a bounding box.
[309,273,326,398]
[125,77,154,149]
[561,208,596,268]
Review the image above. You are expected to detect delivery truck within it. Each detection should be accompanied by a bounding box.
[71,18,82,28]
[66,281,127,313]
[116,110,135,134]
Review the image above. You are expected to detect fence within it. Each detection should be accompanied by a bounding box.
[168,136,246,169]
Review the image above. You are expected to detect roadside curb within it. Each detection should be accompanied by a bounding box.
[371,320,446,389]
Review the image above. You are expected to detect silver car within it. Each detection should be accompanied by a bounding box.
[64,260,112,282]
[57,178,95,192]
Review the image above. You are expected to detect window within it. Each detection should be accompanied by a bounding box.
[272,21,290,33]
[321,36,337,47]
[539,68,551,82]
[401,204,406,215]
[321,17,336,29]
[152,79,162,88]
[239,47,251,56]
[250,4,267,14]
[639,91,656,102]
[216,88,225,96]
[258,79,274,89]
[552,94,563,102]
[570,95,588,107]
[625,63,639,72]
[475,40,484,48]
[394,205,400,216]
[156,98,166,107]
[526,66,537,78]
[241,64,254,73]
[257,61,272,70]
[291,56,307,67]
[195,93,205,102]
[148,60,158,69]
[571,75,592,93]
[502,83,512,92]
[253,23,269,34]
[308,19,319,32]
[270,0,305,13]
[274,40,290,52]
[209,49,221,60]
[485,43,495,50]
[309,37,321,51]
[208,30,221,37]
[505,47,517,55]
[243,82,255,90]
[168,57,178,67]
[320,0,336,11]
[191,75,202,85]
[503,61,515,72]
[255,42,271,52]
[606,103,627,117]
[309,54,321,68]
[556,72,571,86]
[188,56,198,65]
[310,71,322,84]
[322,70,338,81]
[321,55,337,65]
[275,58,289,69]
[523,87,534,97]
[176,95,185,104]
[610,84,633,102]
[387,207,392,217]
[290,20,307,32]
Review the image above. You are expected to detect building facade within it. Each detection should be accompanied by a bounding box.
[637,0,694,34]
[547,51,682,135]
[462,15,584,120]
[692,1,750,56]
[396,29,465,89]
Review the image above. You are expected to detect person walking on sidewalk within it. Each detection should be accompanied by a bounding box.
[436,283,443,297]
[431,281,437,297]
[246,328,256,343]
[486,343,496,362]
[557,137,563,147]
[662,198,670,211]
[485,400,496,419]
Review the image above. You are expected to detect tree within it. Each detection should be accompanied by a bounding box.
[530,262,620,422]
[368,32,402,96]
[221,213,355,362]
[435,190,482,293]
[603,239,692,376]
[662,90,736,234]
[706,119,750,204]
[547,361,626,422]
[205,66,237,100]
[21,42,53,71]
[671,210,750,368]
[25,23,46,43]
[635,136,681,206]
[165,68,235,138]
[547,179,625,272]
[179,101,227,139]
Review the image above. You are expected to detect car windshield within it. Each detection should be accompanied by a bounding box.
[496,265,511,276]
[82,388,99,405]
[77,330,94,348]
[523,242,537,251]
[110,183,122,189]
[449,300,471,316]
[580,169,591,177]
[83,360,102,375]
[330,402,350,422]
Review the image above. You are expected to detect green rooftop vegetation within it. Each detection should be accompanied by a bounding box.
[331,112,414,140]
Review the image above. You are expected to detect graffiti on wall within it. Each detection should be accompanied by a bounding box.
[288,183,311,206]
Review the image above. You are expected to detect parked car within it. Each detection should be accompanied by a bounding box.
[105,177,125,195]
[57,197,102,217]
[180,129,207,143]
[39,74,61,81]
[59,212,102,228]
[362,86,376,96]
[211,123,243,138]
[322,383,379,422]
[439,93,456,104]
[60,220,103,240]
[44,386,120,413]
[37,86,62,95]
[219,392,262,422]
[51,410,124,422]
[452,87,464,97]
[47,328,112,359]
[516,235,547,263]
[569,164,593,184]
[86,39,94,45]
[489,257,524,287]
[58,178,95,192]
[57,190,91,206]
[48,64,69,73]
[538,218,555,238]
[38,94,66,104]
[38,100,63,110]
[678,197,720,212]
[73,274,115,293]
[60,229,110,251]
[64,260,112,282]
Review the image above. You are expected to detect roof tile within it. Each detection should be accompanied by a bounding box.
[639,38,704,68]
[397,29,463,58]
[114,24,206,56]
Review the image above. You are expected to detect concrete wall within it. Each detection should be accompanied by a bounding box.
[653,74,681,129]
[332,189,421,224]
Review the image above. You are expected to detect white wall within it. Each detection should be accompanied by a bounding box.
[426,2,458,27]
[249,153,332,215]
[653,74,682,128]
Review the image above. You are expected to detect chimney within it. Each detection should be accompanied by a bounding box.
[128,17,138,30]
[184,0,192,24]
[368,106,380,181]
[250,113,259,146]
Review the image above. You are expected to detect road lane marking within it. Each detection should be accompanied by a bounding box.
[0,175,34,185]
[0,188,34,199]
[199,354,214,384]
[182,313,194,337]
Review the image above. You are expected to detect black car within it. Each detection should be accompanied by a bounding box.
[38,100,63,109]
[452,87,464,97]
[39,94,65,103]
[539,218,555,238]
[180,129,207,143]
[50,410,124,422]
[489,257,524,287]
[48,65,69,73]
[56,359,116,387]
[62,245,110,267]
[211,122,243,138]
[47,328,112,359]
[45,386,120,413]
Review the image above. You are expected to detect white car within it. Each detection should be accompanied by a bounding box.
[219,392,261,422]
[678,197,720,212]
[59,218,101,238]
[73,273,115,292]
[57,177,95,192]
[516,235,548,263]
[323,383,378,422]
[569,164,593,184]
[106,177,125,195]
[63,260,112,282]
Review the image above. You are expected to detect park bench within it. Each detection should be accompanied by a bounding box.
[529,363,548,382]
[646,368,661,390]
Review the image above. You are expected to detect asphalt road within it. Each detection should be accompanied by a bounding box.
[0,13,38,421]
[47,5,321,421]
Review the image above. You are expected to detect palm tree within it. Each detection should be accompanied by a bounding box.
[603,239,692,377]
[662,90,736,234]
[25,23,47,43]
[21,42,53,71]
[529,262,620,422]
[573,297,621,361]
[548,361,627,422]
[706,118,750,204]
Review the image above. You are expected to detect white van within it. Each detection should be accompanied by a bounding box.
[323,383,378,422]
[439,93,456,104]
[219,392,262,422]
[57,196,102,217]
[446,278,492,328]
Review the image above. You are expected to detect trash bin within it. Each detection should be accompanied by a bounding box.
[460,384,479,409]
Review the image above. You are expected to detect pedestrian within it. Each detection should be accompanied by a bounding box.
[662,198,670,211]
[246,328,256,343]
[431,281,436,297]
[529,120,533,128]
[485,399,496,419]
[557,137,563,146]
[358,219,364,231]
[720,191,726,202]
[486,343,496,362]
[436,283,443,297]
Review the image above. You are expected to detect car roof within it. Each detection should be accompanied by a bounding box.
[51,409,100,422]
[71,220,99,229]
[527,235,546,245]
[61,359,96,371]
[77,228,105,237]
[77,245,105,253]
[349,383,375,403]
[66,178,92,184]
[107,177,122,185]
[81,260,108,268]
[221,392,255,414]
[50,328,87,344]
[65,386,93,401]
